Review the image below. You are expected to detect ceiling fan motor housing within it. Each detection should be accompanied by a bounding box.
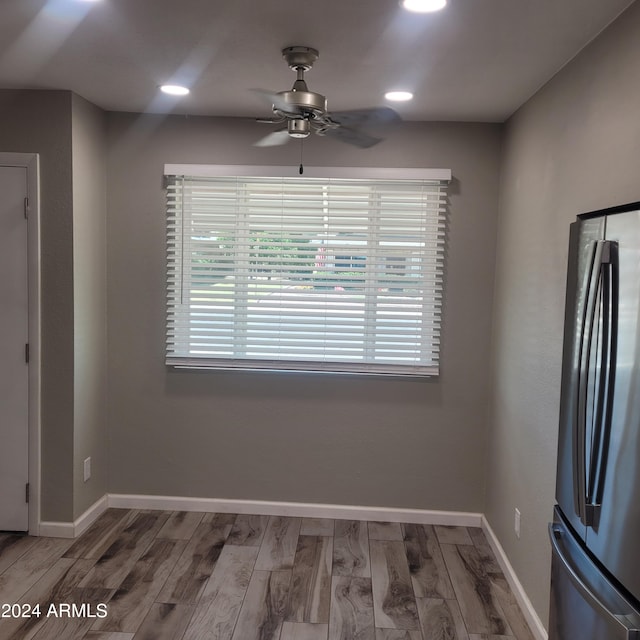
[275,89,327,118]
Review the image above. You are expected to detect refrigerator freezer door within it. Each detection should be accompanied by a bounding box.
[556,216,605,539]
[586,208,640,602]
[549,511,640,640]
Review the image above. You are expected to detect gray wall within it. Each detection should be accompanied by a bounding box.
[71,94,108,519]
[485,0,640,625]
[0,90,75,521]
[106,115,501,511]
[0,90,109,522]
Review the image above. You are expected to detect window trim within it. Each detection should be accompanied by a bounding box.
[164,164,451,182]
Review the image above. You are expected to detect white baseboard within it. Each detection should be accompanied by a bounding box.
[39,495,109,539]
[38,521,75,538]
[107,493,483,527]
[38,493,482,536]
[482,515,548,640]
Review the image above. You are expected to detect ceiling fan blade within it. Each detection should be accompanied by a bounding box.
[254,129,291,147]
[322,126,383,149]
[327,107,401,128]
[251,88,302,117]
[256,115,287,124]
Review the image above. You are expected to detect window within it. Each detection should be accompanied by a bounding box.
[165,165,450,376]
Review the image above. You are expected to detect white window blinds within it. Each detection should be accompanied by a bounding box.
[165,168,449,376]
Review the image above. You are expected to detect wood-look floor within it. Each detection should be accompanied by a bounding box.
[0,510,536,640]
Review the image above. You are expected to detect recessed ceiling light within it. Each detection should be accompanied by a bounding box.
[385,91,414,102]
[160,85,190,96]
[401,0,447,12]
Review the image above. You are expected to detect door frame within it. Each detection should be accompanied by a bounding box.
[0,153,41,535]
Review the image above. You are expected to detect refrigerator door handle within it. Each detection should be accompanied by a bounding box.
[586,241,619,523]
[550,524,640,639]
[575,240,603,524]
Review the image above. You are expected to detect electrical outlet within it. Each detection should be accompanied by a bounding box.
[514,507,521,538]
[83,457,91,482]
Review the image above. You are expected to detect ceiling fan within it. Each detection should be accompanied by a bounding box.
[254,46,400,149]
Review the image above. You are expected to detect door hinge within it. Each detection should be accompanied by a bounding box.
[25,343,30,363]
[24,196,29,219]
[26,483,30,503]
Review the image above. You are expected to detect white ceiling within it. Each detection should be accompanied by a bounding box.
[0,0,634,122]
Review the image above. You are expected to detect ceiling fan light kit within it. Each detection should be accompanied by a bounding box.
[254,46,401,149]
[287,119,311,139]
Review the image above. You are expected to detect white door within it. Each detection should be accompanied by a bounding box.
[0,165,29,531]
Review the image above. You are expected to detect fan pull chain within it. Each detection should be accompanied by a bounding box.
[299,138,304,175]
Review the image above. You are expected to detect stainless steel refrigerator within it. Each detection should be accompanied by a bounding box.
[550,202,640,639]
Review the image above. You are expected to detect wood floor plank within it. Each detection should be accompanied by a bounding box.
[33,558,97,602]
[0,557,78,640]
[488,574,535,640]
[300,519,334,537]
[368,522,403,541]
[416,597,469,640]
[441,544,511,636]
[90,538,186,633]
[329,576,375,640]
[84,634,135,640]
[227,514,269,547]
[287,536,332,624]
[157,521,231,604]
[375,629,422,640]
[468,636,513,640]
[64,510,133,560]
[255,516,301,571]
[434,526,473,546]
[182,544,258,640]
[0,533,39,574]
[281,621,329,640]
[332,520,370,578]
[202,512,238,527]
[130,603,195,640]
[78,511,170,590]
[156,511,205,540]
[0,537,73,603]
[468,529,501,574]
[231,570,291,640]
[369,540,419,630]
[30,586,113,640]
[403,523,455,599]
